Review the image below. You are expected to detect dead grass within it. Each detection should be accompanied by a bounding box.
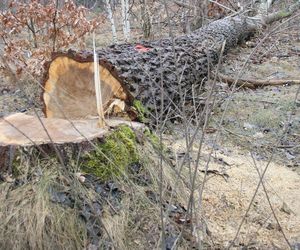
[100,141,193,249]
[0,164,87,250]
[0,7,299,249]
[212,85,299,157]
[0,135,194,250]
[0,92,299,249]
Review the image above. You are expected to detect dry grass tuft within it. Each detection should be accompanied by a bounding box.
[0,164,87,250]
[0,136,193,250]
[99,140,193,249]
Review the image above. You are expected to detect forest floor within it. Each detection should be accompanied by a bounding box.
[183,16,300,248]
[0,10,299,250]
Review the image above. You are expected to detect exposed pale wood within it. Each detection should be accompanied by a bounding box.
[93,34,106,128]
[43,56,128,119]
[0,113,144,146]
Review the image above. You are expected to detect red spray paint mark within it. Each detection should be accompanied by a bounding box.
[134,44,150,52]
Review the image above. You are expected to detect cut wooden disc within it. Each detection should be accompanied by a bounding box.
[0,113,144,146]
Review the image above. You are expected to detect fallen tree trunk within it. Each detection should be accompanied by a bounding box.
[43,3,299,122]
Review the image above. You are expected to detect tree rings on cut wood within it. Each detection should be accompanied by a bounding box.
[43,55,131,119]
[0,113,143,146]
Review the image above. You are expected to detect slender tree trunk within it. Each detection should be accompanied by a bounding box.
[105,0,118,43]
[121,0,131,41]
[140,0,151,38]
[125,0,130,36]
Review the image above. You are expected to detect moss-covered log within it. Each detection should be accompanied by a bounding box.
[43,4,299,122]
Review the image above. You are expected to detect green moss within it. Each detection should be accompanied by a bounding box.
[133,100,148,123]
[250,109,281,129]
[11,156,22,177]
[83,125,139,180]
[143,128,167,153]
[278,11,290,18]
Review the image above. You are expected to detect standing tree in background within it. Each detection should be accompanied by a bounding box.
[105,0,118,43]
[121,0,131,41]
[0,0,102,76]
[140,0,151,38]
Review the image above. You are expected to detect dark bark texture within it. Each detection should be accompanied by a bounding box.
[95,16,253,109]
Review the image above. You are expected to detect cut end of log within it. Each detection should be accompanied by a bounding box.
[43,54,131,119]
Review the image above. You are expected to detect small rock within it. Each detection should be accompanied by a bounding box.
[280,202,294,215]
[75,172,86,183]
[285,151,295,160]
[253,132,264,138]
[18,108,27,113]
[1,88,9,94]
[243,122,256,130]
[270,57,278,63]
[246,41,256,48]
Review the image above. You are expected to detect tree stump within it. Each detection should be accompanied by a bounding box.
[0,113,144,175]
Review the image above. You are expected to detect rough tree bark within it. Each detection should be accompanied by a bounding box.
[42,2,299,122]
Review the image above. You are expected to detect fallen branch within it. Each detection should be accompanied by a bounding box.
[217,73,300,88]
[173,0,194,9]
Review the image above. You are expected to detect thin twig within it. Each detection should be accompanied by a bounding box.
[250,151,292,249]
